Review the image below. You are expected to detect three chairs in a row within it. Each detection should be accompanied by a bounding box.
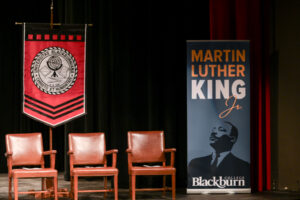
[5,131,176,200]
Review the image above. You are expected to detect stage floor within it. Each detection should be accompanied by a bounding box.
[0,173,299,200]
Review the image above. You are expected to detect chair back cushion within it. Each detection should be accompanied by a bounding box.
[6,133,43,166]
[69,133,106,165]
[128,131,165,163]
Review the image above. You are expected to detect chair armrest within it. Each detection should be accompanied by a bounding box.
[105,149,118,168]
[43,150,57,155]
[164,148,176,167]
[164,148,176,153]
[43,150,57,169]
[105,149,118,155]
[5,152,12,157]
[126,148,133,171]
[126,148,132,153]
[67,151,74,174]
[5,152,13,175]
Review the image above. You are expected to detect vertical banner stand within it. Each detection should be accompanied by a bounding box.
[46,2,69,198]
[18,0,91,198]
[32,1,69,199]
[49,127,53,151]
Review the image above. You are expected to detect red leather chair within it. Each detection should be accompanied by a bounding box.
[127,131,176,200]
[5,133,58,200]
[68,132,118,200]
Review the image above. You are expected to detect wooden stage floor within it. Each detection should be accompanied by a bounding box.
[0,173,299,200]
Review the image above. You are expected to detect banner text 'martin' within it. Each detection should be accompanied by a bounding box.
[191,49,246,63]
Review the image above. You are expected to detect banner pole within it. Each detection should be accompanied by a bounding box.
[49,0,53,152]
[15,22,93,27]
[50,0,53,29]
[49,127,53,151]
[47,1,69,198]
[44,1,55,199]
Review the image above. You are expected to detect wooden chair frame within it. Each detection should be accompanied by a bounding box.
[5,133,58,200]
[126,131,176,200]
[68,133,119,200]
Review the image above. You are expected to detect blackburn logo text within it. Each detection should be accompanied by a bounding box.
[192,176,245,188]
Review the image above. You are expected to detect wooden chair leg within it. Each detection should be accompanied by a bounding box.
[42,177,46,190]
[8,176,12,200]
[41,178,45,199]
[172,174,176,200]
[129,175,132,199]
[131,175,136,200]
[74,175,78,200]
[54,176,58,200]
[70,176,74,199]
[114,175,118,200]
[13,177,18,200]
[162,175,166,197]
[104,176,108,199]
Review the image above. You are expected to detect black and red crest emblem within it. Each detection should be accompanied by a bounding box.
[23,23,87,127]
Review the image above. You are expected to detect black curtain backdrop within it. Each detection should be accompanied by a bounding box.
[0,0,209,188]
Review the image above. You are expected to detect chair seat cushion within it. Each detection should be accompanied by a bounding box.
[12,168,57,178]
[72,167,118,176]
[130,166,176,175]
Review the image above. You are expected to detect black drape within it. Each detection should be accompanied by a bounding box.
[0,0,209,188]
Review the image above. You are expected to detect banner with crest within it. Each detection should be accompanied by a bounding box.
[23,23,87,127]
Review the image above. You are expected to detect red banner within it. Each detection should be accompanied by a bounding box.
[23,23,87,127]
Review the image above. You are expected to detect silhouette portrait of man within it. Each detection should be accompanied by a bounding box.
[188,120,250,188]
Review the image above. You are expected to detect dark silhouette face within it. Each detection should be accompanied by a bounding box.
[209,121,236,153]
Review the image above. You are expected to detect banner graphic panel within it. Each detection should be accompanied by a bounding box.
[187,41,251,193]
[23,23,87,127]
